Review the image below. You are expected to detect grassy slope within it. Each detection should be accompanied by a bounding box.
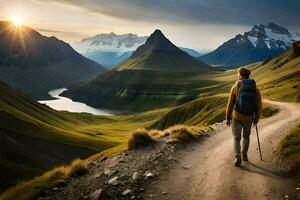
[0,82,166,193]
[63,70,220,111]
[150,95,228,130]
[279,124,300,171]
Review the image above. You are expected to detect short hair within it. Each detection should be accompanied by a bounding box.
[238,67,251,79]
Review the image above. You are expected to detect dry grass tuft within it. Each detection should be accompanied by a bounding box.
[148,129,169,138]
[68,159,88,177]
[166,125,206,142]
[127,128,156,150]
[128,125,211,147]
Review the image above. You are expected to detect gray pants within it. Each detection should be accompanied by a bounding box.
[232,119,252,157]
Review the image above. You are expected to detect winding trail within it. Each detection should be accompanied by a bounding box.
[142,100,300,200]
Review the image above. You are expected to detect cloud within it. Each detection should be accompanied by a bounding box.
[36,28,87,41]
[38,0,300,28]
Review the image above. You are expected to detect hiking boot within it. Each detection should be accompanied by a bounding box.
[234,155,242,167]
[242,154,249,162]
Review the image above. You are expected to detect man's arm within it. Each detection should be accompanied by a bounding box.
[254,87,262,124]
[226,86,236,126]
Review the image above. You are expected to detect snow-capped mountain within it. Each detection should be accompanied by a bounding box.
[72,32,202,68]
[72,33,147,68]
[246,23,299,50]
[199,23,300,68]
[73,32,147,54]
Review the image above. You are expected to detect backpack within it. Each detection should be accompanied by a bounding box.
[234,79,258,115]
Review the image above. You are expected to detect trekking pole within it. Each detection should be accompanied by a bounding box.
[255,124,263,160]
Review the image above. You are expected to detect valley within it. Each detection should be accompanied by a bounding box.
[0,18,299,200]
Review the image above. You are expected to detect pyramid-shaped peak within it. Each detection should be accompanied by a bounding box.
[147,29,168,42]
[131,29,178,58]
[152,29,164,36]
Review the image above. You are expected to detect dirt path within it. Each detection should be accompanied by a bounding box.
[142,100,300,200]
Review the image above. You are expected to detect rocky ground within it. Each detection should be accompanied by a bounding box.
[36,130,213,200]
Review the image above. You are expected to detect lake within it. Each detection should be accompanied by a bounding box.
[39,88,114,116]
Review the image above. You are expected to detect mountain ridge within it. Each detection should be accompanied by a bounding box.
[0,21,106,99]
[199,22,300,68]
[72,32,203,68]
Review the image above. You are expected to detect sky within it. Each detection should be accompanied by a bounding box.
[0,0,299,51]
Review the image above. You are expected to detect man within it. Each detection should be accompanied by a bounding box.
[226,67,262,167]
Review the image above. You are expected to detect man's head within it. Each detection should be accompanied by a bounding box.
[238,67,251,80]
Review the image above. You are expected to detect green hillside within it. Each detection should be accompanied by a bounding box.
[62,30,214,111]
[0,81,165,193]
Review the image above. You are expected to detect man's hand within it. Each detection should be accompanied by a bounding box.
[226,119,232,127]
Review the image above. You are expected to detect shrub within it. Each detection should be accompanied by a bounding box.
[261,104,279,118]
[127,128,156,150]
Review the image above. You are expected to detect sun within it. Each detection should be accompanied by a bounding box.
[11,16,24,26]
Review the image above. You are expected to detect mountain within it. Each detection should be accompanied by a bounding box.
[62,29,213,111]
[72,32,147,68]
[199,23,300,68]
[180,47,203,57]
[248,40,300,101]
[0,21,106,99]
[72,32,203,68]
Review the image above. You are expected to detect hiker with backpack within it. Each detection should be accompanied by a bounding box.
[226,67,262,167]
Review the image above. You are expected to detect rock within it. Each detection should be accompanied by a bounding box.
[139,188,145,192]
[52,187,59,192]
[100,156,107,162]
[182,165,192,169]
[130,196,135,199]
[284,194,289,199]
[122,189,132,196]
[94,173,102,178]
[105,169,118,177]
[92,161,98,166]
[144,171,155,178]
[82,195,89,199]
[132,172,140,180]
[162,191,167,195]
[56,181,66,187]
[293,41,300,57]
[104,169,111,175]
[108,176,119,185]
[90,189,102,200]
[149,194,154,198]
[296,187,300,191]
